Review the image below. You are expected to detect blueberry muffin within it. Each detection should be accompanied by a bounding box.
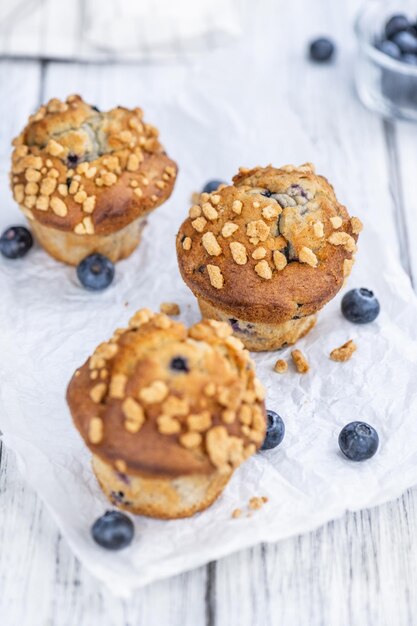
[176,163,362,351]
[67,309,266,519]
[10,96,177,265]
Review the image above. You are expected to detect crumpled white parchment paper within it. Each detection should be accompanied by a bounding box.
[1,12,417,590]
[1,191,417,595]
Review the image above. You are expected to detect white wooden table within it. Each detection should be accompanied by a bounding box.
[2,1,417,623]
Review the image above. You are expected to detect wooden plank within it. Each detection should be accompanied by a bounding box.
[4,434,417,626]
[0,446,207,626]
[214,494,417,626]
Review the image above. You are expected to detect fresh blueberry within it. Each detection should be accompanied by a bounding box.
[392,31,417,54]
[261,410,285,451]
[338,421,379,462]
[77,253,115,291]
[341,288,380,324]
[309,37,335,62]
[402,53,417,65]
[0,226,33,259]
[91,510,134,550]
[376,40,401,59]
[170,356,189,372]
[202,180,225,193]
[385,14,410,40]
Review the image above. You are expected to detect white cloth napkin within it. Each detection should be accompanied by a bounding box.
[84,0,242,57]
[0,0,242,61]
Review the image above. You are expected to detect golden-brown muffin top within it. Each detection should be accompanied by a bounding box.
[10,95,177,236]
[177,164,362,324]
[67,310,266,478]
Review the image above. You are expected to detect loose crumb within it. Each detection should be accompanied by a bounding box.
[232,496,268,519]
[160,302,180,316]
[330,339,357,362]
[291,349,309,374]
[274,359,288,374]
[248,496,268,510]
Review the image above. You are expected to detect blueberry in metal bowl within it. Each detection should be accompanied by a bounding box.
[376,40,401,59]
[385,14,411,40]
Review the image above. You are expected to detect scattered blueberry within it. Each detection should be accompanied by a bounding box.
[341,288,380,324]
[309,37,335,63]
[202,180,225,193]
[170,356,189,372]
[376,40,401,60]
[77,253,115,291]
[338,421,379,462]
[385,14,410,40]
[0,226,33,259]
[391,30,417,55]
[261,410,285,451]
[91,510,134,550]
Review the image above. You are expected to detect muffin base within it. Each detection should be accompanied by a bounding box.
[198,298,317,351]
[29,215,146,266]
[92,455,231,519]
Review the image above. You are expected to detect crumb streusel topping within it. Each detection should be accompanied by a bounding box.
[11,95,177,235]
[178,163,362,290]
[67,309,266,476]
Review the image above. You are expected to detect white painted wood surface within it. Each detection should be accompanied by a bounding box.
[2,0,417,623]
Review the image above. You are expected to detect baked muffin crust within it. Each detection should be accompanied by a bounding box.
[67,310,266,478]
[10,95,177,237]
[176,164,362,324]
